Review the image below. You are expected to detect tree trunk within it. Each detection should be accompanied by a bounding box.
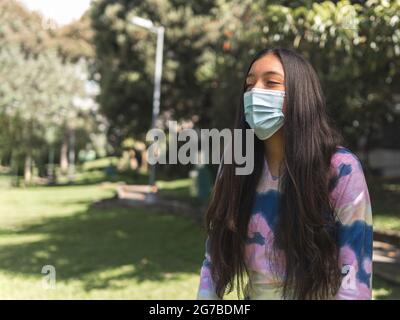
[60,134,69,174]
[24,154,32,185]
[68,128,76,183]
[48,147,55,184]
[10,150,19,187]
[140,149,148,172]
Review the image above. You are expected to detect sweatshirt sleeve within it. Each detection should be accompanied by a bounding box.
[330,148,373,300]
[196,236,221,300]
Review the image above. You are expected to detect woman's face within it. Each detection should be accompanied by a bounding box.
[245,53,286,112]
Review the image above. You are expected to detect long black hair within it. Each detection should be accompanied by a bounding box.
[204,47,343,300]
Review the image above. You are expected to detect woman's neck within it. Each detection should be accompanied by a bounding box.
[263,128,284,177]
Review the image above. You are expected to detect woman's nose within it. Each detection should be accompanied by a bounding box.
[253,79,266,90]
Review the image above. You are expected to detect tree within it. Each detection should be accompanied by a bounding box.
[0,45,88,183]
[0,0,106,184]
[90,0,220,151]
[92,0,400,166]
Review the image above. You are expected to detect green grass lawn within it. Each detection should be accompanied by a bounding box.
[0,169,399,299]
[0,175,210,299]
[368,176,400,232]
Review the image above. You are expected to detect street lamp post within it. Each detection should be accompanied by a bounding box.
[131,16,164,203]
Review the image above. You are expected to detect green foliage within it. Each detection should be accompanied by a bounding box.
[91,0,400,153]
[90,0,218,148]
[259,0,400,150]
[0,0,93,60]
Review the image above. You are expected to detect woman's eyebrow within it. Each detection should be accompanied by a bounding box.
[246,71,284,79]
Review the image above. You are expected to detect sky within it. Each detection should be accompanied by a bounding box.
[20,0,91,25]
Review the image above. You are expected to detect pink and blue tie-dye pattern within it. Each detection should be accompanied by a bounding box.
[196,146,373,300]
[330,148,373,299]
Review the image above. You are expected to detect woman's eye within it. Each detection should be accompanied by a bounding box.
[266,81,280,86]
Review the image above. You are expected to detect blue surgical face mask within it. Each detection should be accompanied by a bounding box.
[243,87,285,140]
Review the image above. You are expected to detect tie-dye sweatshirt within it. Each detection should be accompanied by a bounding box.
[196,146,373,300]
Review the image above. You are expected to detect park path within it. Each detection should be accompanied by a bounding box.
[373,240,400,285]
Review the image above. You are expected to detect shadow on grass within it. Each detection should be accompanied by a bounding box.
[45,171,151,188]
[0,202,205,292]
[373,274,400,299]
[368,176,400,215]
[0,170,151,189]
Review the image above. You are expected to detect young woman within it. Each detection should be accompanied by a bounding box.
[196,47,373,300]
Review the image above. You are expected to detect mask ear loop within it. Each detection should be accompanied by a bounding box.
[242,117,249,128]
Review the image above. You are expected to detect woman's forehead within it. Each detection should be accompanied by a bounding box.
[247,54,284,78]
